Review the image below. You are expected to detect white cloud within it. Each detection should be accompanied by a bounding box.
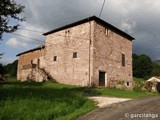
[6,38,27,48]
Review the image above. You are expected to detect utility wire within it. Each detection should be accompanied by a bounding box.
[17,28,90,40]
[11,32,89,52]
[11,32,90,46]
[18,28,44,33]
[11,33,45,44]
[99,0,106,18]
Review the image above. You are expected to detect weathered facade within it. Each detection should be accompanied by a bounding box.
[17,45,46,82]
[17,16,134,88]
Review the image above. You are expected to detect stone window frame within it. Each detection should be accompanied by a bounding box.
[105,28,110,36]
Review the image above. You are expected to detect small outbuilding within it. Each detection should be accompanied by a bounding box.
[147,77,160,92]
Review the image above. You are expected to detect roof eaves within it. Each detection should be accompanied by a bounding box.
[16,45,45,56]
[43,15,135,40]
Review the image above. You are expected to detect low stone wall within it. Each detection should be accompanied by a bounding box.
[109,80,133,90]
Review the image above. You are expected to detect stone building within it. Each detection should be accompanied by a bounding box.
[17,16,134,88]
[17,45,47,82]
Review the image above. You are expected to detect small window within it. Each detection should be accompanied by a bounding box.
[105,28,109,36]
[65,31,68,37]
[122,54,125,67]
[73,52,77,58]
[54,56,57,61]
[31,60,33,64]
[126,82,130,86]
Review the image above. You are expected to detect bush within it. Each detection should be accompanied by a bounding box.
[144,82,153,92]
[133,81,144,92]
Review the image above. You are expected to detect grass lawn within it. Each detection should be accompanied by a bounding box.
[95,77,158,99]
[0,78,159,120]
[0,79,96,120]
[96,88,158,98]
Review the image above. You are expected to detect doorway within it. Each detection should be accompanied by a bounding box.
[99,71,105,86]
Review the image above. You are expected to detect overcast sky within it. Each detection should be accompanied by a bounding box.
[1,0,160,64]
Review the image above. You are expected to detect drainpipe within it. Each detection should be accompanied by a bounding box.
[88,20,91,87]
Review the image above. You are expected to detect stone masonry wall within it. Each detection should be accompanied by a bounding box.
[91,22,133,88]
[17,48,45,81]
[45,21,94,86]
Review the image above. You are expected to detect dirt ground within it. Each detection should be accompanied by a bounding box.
[88,96,131,108]
[77,96,160,120]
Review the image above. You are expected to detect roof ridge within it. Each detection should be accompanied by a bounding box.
[43,15,134,40]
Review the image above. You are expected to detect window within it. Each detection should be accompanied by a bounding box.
[65,30,70,37]
[122,54,125,67]
[54,56,57,61]
[105,28,109,36]
[126,82,130,86]
[37,59,40,66]
[73,52,77,58]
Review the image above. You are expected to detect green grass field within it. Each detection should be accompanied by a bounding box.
[0,79,96,120]
[0,78,159,120]
[96,88,158,98]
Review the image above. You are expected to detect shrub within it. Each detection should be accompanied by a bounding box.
[133,81,144,92]
[144,82,153,92]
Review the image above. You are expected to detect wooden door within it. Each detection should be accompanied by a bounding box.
[99,71,105,86]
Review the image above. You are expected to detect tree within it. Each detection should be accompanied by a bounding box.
[0,54,7,76]
[0,0,25,40]
[133,54,152,78]
[132,53,139,77]
[151,62,160,76]
[5,60,18,77]
[0,63,7,75]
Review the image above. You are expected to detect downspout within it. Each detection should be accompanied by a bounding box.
[88,20,91,87]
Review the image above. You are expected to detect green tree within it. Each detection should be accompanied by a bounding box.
[132,53,139,77]
[133,54,152,78]
[0,64,7,75]
[0,0,25,40]
[0,54,7,75]
[5,60,18,77]
[151,62,160,76]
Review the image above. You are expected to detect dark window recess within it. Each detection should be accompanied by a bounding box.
[126,82,130,86]
[122,54,125,67]
[73,52,77,58]
[99,71,105,86]
[65,31,67,37]
[31,60,33,64]
[37,59,40,66]
[54,56,57,61]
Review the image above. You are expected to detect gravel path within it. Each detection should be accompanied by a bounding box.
[88,96,131,108]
